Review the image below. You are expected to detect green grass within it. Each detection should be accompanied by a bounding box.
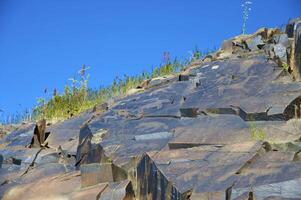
[32,49,205,121]
[248,121,266,141]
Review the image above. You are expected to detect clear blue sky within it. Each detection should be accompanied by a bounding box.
[0,0,300,120]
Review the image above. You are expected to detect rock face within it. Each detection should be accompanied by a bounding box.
[286,17,301,79]
[1,17,301,200]
[0,125,17,139]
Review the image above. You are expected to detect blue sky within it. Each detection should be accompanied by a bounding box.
[0,0,300,120]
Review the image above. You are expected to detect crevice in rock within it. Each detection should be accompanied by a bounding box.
[124,181,136,200]
[129,114,181,121]
[283,96,301,120]
[11,157,22,165]
[179,74,190,82]
[96,183,109,199]
[168,143,221,150]
[0,179,8,186]
[235,143,269,175]
[293,150,301,161]
[21,148,43,176]
[135,153,184,199]
[179,104,300,122]
[225,185,233,200]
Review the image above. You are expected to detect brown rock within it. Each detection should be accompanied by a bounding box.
[99,180,135,200]
[29,119,47,148]
[80,163,127,188]
[287,17,301,79]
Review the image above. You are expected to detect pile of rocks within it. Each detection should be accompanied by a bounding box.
[1,17,301,200]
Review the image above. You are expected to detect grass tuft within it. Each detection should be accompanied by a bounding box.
[248,121,266,141]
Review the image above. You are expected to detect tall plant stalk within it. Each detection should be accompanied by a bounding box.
[241,1,252,35]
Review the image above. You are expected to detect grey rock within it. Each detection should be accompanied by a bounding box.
[134,131,173,141]
[4,123,35,147]
[274,43,288,63]
[147,75,176,88]
[286,17,301,38]
[295,20,301,76]
[3,19,301,200]
[273,33,290,47]
[245,35,265,51]
[178,74,190,81]
[80,163,127,188]
[0,154,2,168]
[46,110,92,153]
[221,39,234,54]
[99,180,134,200]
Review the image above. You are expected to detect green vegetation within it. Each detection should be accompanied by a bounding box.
[248,121,266,141]
[0,47,210,124]
[32,49,204,121]
[281,62,289,72]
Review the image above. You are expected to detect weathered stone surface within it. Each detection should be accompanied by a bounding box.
[45,111,93,153]
[0,124,17,139]
[295,20,301,78]
[146,75,177,89]
[273,33,290,47]
[2,171,81,200]
[221,39,234,53]
[232,178,301,199]
[134,131,173,141]
[80,163,114,187]
[245,35,265,51]
[80,162,127,188]
[274,43,288,63]
[231,151,301,199]
[171,117,301,147]
[286,17,301,38]
[135,142,301,200]
[0,154,3,168]
[29,119,47,148]
[2,123,35,147]
[99,180,135,200]
[136,142,265,199]
[286,17,301,79]
[181,56,301,120]
[3,170,132,200]
[2,17,301,200]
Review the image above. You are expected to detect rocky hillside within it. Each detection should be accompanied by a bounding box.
[1,17,301,200]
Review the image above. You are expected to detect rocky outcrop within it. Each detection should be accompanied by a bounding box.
[286,17,301,79]
[1,17,301,200]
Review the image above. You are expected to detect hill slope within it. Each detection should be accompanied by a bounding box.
[1,17,301,200]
